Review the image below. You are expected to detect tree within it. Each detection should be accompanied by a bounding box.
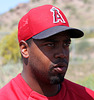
[0,30,21,64]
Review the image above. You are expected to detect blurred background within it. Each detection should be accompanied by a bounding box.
[0,0,94,90]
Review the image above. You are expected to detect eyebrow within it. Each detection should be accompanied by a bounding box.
[64,38,71,42]
[40,38,71,43]
[42,39,58,42]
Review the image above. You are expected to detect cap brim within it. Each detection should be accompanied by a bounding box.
[32,26,84,39]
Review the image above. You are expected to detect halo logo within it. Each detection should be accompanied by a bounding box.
[50,7,66,24]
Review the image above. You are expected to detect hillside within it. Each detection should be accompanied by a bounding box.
[0,0,94,36]
[0,0,94,90]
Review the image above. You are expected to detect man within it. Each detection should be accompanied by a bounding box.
[0,4,94,100]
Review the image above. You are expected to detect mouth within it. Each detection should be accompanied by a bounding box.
[54,67,67,74]
[52,63,68,74]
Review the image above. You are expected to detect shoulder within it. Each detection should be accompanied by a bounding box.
[0,79,13,99]
[0,74,32,100]
[0,74,21,99]
[63,79,94,99]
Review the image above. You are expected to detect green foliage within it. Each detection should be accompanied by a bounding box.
[64,4,76,15]
[64,4,72,10]
[32,0,40,2]
[53,0,57,4]
[77,74,94,90]
[84,32,94,38]
[83,0,90,3]
[0,30,21,64]
[9,9,14,12]
[76,39,91,54]
[0,62,22,88]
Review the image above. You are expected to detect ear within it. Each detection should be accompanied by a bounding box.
[19,40,29,58]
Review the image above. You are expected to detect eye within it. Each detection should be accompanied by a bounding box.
[63,42,71,47]
[45,42,55,47]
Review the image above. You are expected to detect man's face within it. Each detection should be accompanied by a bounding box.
[27,32,71,85]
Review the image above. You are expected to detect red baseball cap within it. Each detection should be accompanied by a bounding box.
[18,4,84,42]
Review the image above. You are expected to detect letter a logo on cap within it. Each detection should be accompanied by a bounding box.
[50,7,66,24]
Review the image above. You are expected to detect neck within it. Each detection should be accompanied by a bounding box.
[36,83,61,97]
[21,70,61,97]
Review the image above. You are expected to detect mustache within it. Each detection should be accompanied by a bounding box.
[49,58,68,76]
[49,58,68,70]
[53,58,68,66]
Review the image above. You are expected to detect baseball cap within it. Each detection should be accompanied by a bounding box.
[18,4,84,42]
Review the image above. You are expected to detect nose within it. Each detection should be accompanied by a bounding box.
[54,48,69,59]
[54,53,67,59]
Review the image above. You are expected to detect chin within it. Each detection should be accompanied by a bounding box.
[50,75,64,84]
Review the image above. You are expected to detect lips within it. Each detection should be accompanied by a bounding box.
[54,67,67,74]
[53,63,67,74]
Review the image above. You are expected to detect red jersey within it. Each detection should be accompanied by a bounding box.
[0,74,94,100]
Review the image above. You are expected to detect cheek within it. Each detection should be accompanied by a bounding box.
[65,48,69,57]
[66,52,69,62]
[29,47,52,70]
[28,49,52,82]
